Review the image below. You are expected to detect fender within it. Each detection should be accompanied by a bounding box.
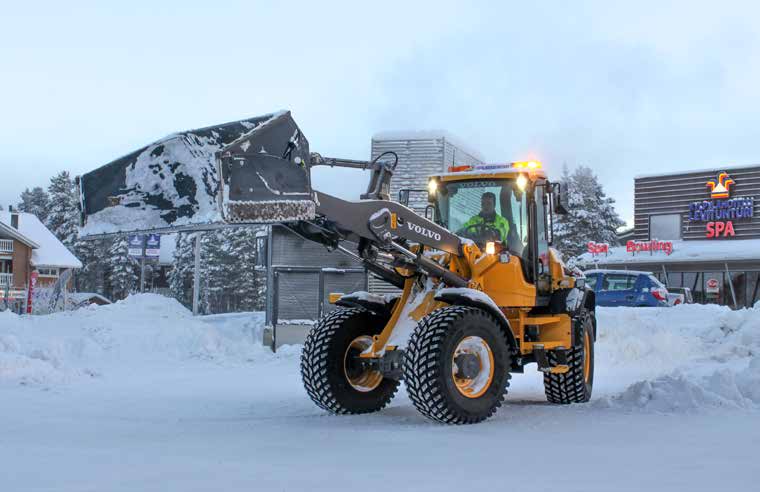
[335,291,401,319]
[548,286,597,343]
[433,287,517,350]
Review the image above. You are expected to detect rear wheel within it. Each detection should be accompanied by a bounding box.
[543,311,595,404]
[403,306,511,424]
[300,307,399,414]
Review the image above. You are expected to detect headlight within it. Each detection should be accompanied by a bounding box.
[516,174,528,191]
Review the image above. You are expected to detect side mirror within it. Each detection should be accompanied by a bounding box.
[551,182,570,215]
[425,205,436,222]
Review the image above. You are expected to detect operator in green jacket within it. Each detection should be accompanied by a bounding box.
[460,192,510,242]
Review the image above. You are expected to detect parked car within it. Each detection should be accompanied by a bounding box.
[583,269,671,307]
[666,287,694,305]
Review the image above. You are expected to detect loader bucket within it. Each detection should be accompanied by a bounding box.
[77,110,316,237]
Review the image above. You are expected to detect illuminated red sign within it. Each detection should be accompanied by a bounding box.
[706,221,735,238]
[587,242,609,255]
[626,240,674,255]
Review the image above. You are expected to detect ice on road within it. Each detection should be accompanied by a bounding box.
[1,295,758,491]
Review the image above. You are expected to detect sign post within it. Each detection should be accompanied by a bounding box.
[26,271,38,315]
[128,234,161,293]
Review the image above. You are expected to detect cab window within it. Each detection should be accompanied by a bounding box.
[434,178,527,258]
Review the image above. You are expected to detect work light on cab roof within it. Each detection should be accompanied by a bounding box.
[445,160,542,173]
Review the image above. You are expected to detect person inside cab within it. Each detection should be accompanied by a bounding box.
[460,191,510,243]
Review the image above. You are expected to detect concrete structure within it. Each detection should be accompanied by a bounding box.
[579,164,760,308]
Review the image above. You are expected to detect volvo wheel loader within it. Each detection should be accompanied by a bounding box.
[77,110,596,424]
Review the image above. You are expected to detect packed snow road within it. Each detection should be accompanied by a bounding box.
[1,295,759,491]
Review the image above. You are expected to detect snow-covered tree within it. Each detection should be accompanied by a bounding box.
[106,236,139,300]
[45,171,79,250]
[18,187,51,223]
[553,165,625,260]
[169,232,198,308]
[74,238,112,295]
[169,227,266,313]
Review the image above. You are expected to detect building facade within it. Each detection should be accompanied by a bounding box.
[264,225,367,348]
[0,211,82,311]
[579,165,760,308]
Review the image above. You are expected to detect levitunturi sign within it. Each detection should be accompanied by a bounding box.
[688,171,755,239]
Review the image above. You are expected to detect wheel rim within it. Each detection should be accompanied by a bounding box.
[344,335,383,392]
[583,330,591,384]
[451,336,495,398]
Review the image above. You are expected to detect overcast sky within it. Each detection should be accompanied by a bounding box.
[2,1,759,225]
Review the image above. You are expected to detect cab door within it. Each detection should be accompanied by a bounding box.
[532,182,551,300]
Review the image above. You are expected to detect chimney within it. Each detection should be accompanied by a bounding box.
[9,205,19,229]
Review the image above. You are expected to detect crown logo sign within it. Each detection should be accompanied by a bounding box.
[706,172,735,199]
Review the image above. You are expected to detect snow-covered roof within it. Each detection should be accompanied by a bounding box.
[372,130,485,162]
[0,220,39,249]
[635,163,760,180]
[437,165,546,179]
[158,233,177,265]
[0,212,82,269]
[578,239,760,266]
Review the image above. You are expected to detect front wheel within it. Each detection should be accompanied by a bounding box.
[543,311,595,404]
[403,306,512,424]
[300,307,399,414]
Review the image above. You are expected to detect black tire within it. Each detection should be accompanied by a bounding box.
[543,311,595,404]
[403,306,511,424]
[300,307,399,414]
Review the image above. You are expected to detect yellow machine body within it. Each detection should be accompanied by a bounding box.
[363,168,578,366]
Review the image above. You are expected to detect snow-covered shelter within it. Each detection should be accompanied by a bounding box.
[577,164,760,308]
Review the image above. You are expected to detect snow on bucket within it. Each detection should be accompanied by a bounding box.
[77,110,316,237]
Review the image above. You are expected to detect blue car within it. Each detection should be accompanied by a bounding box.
[583,269,670,307]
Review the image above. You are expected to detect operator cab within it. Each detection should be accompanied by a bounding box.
[427,161,568,298]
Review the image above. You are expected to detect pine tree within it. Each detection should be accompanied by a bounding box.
[18,187,51,223]
[45,171,79,250]
[169,232,197,308]
[106,236,139,300]
[168,227,267,313]
[553,165,625,260]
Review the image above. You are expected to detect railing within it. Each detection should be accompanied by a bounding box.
[0,239,12,254]
[0,273,12,289]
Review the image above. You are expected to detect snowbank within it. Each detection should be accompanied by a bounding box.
[595,303,760,412]
[0,294,267,386]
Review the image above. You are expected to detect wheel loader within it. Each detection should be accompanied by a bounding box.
[77,110,596,424]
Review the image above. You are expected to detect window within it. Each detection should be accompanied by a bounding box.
[649,214,681,240]
[667,272,682,288]
[601,273,636,291]
[534,184,550,294]
[585,274,599,290]
[36,267,59,277]
[435,178,527,257]
[747,272,760,307]
[648,275,665,288]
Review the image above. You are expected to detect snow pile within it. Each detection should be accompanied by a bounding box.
[0,294,267,386]
[596,303,760,412]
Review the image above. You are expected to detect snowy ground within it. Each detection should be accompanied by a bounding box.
[1,295,759,491]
